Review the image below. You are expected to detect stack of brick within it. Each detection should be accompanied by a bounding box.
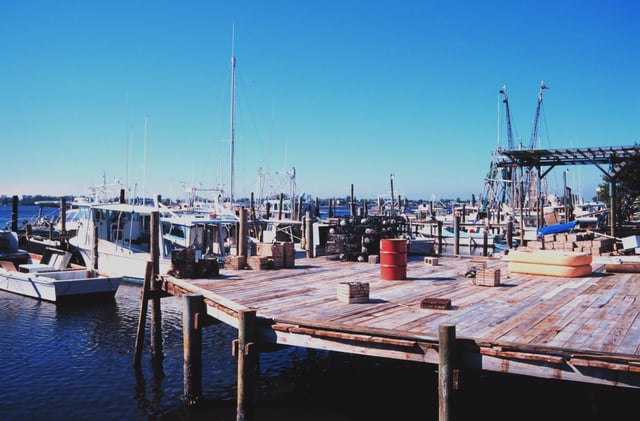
[225,255,247,270]
[525,232,615,256]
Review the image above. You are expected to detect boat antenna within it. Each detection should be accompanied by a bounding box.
[142,115,148,204]
[229,22,237,204]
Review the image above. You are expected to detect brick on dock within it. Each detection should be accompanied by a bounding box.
[246,256,270,270]
[526,232,615,256]
[337,281,369,303]
[225,255,247,270]
[420,297,452,310]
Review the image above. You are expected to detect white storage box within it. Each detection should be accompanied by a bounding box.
[622,235,640,250]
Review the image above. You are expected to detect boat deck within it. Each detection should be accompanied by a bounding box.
[160,253,640,389]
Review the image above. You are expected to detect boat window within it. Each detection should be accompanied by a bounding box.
[169,225,186,238]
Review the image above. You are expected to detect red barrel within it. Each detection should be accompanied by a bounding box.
[380,238,407,280]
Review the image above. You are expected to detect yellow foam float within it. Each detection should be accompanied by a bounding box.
[507,250,592,277]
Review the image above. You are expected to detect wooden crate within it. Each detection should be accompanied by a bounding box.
[283,242,295,268]
[246,256,270,270]
[225,255,247,270]
[337,282,369,304]
[474,268,501,286]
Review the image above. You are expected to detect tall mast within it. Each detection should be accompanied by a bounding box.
[229,24,236,204]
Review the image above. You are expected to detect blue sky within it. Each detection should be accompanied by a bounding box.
[1,0,638,203]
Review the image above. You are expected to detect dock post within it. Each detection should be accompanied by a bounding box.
[92,225,99,270]
[437,221,443,255]
[150,211,163,363]
[236,309,257,421]
[60,197,67,249]
[350,184,355,217]
[183,294,205,405]
[506,221,513,249]
[305,209,313,258]
[482,231,488,257]
[250,192,256,221]
[239,207,247,258]
[453,216,460,255]
[439,324,456,421]
[134,261,153,367]
[11,195,18,233]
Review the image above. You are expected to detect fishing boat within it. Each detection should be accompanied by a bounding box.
[0,231,121,303]
[68,200,234,281]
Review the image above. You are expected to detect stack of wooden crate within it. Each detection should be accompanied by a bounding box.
[468,260,501,287]
[256,241,295,269]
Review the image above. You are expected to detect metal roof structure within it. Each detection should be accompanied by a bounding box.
[496,144,640,237]
[496,144,640,179]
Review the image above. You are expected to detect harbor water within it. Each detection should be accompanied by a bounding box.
[1,206,637,420]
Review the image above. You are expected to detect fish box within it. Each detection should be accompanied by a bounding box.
[622,235,640,250]
[337,281,369,304]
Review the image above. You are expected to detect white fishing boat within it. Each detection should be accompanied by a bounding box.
[0,231,121,303]
[69,200,234,281]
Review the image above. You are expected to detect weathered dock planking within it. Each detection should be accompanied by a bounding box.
[159,253,640,390]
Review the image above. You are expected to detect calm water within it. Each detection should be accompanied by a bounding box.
[1,206,638,420]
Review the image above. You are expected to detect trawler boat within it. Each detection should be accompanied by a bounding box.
[69,201,234,281]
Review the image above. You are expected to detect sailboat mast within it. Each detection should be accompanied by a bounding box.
[229,26,236,204]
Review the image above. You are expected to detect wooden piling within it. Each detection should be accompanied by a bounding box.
[305,210,313,258]
[60,197,67,249]
[92,225,99,270]
[350,184,355,217]
[11,195,18,233]
[238,207,247,258]
[134,261,153,367]
[439,324,456,421]
[150,211,163,362]
[453,216,460,255]
[506,221,513,249]
[482,230,488,256]
[250,192,256,221]
[236,309,257,421]
[183,294,205,405]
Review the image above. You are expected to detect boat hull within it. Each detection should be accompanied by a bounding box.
[75,240,171,281]
[0,268,121,303]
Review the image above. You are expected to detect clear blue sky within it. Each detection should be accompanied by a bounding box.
[1,0,638,203]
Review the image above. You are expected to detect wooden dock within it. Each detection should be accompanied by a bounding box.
[158,252,640,390]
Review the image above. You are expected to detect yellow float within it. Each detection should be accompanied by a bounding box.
[507,250,592,277]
